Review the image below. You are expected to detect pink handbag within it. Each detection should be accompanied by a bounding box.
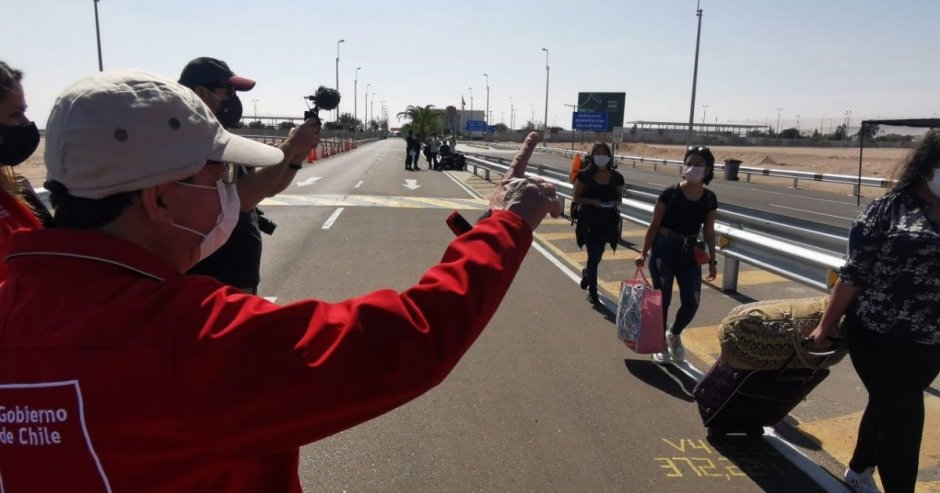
[616,267,665,354]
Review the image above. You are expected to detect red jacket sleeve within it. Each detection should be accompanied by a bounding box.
[172,210,532,459]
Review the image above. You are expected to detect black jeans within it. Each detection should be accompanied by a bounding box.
[648,234,701,336]
[848,326,940,492]
[584,241,606,296]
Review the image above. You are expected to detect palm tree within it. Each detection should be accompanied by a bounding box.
[396,105,442,138]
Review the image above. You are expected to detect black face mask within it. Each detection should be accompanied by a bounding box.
[215,94,243,129]
[0,121,40,167]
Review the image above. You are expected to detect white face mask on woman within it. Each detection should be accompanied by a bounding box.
[170,180,240,261]
[593,155,611,168]
[682,165,706,183]
[927,170,940,198]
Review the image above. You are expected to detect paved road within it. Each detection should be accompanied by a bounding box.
[256,139,938,492]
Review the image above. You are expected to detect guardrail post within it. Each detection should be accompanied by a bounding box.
[485,169,491,181]
[793,178,799,189]
[719,233,739,293]
[721,257,740,293]
[852,184,860,197]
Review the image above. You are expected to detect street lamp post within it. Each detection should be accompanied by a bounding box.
[251,99,259,123]
[541,48,550,143]
[354,67,361,131]
[483,73,490,140]
[796,114,801,137]
[365,83,370,129]
[335,39,345,120]
[509,96,514,130]
[92,0,104,71]
[468,87,474,137]
[685,1,703,146]
[701,104,709,135]
[776,107,783,135]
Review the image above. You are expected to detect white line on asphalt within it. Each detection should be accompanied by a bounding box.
[768,204,855,221]
[443,171,483,199]
[263,297,277,303]
[355,180,364,189]
[322,207,344,229]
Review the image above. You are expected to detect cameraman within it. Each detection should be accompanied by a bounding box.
[179,57,320,293]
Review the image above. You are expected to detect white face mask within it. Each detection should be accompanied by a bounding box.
[170,180,240,261]
[593,155,611,168]
[683,165,706,183]
[927,170,940,198]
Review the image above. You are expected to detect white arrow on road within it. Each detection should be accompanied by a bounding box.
[296,176,322,187]
[403,179,421,190]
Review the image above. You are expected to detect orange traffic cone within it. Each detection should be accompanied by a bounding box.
[307,147,317,163]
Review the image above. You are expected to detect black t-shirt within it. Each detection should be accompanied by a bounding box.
[187,209,262,291]
[658,184,718,236]
[576,168,625,203]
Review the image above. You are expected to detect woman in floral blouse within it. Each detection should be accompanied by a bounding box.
[811,130,940,493]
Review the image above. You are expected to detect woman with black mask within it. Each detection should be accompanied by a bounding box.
[573,142,624,304]
[0,60,53,280]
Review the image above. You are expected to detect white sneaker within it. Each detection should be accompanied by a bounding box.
[844,467,880,493]
[651,352,672,364]
[666,332,686,362]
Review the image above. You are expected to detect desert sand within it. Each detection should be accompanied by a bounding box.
[549,142,911,198]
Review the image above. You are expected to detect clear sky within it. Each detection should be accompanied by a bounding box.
[5,0,938,132]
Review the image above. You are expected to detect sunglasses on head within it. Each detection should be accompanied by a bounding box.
[687,146,710,152]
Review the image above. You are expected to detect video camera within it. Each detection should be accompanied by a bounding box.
[304,86,341,121]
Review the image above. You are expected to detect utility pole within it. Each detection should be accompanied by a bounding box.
[509,96,514,130]
[354,67,360,131]
[685,0,703,146]
[776,108,783,135]
[542,48,550,143]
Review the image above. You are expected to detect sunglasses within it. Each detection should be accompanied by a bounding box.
[686,145,711,152]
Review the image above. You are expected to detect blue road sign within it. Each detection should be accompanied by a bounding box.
[466,120,486,131]
[486,125,497,132]
[572,112,609,131]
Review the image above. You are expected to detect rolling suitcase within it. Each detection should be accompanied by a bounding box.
[693,342,840,438]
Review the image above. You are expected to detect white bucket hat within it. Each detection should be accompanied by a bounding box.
[44,69,283,199]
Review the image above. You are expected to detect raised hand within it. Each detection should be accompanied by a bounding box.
[488,132,561,230]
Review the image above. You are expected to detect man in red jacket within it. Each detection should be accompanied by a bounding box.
[0,69,559,492]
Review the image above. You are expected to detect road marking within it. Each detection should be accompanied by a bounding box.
[260,194,487,210]
[355,180,364,189]
[768,204,855,221]
[263,297,277,303]
[799,397,940,470]
[403,179,421,190]
[296,176,322,187]
[443,171,484,199]
[321,207,344,229]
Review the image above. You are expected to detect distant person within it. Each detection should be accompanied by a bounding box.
[428,134,441,169]
[178,57,320,294]
[0,70,560,491]
[635,146,718,362]
[0,60,52,281]
[811,130,940,493]
[405,131,419,171]
[573,142,624,304]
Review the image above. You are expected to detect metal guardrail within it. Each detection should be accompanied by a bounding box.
[462,154,845,293]
[477,142,894,194]
[464,152,849,254]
